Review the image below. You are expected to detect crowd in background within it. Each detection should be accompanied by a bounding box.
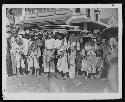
[6,25,118,80]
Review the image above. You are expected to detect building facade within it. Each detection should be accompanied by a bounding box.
[100,16,118,27]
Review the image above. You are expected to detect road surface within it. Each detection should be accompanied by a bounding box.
[5,74,113,93]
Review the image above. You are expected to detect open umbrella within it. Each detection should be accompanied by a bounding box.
[67,15,90,24]
[67,15,108,32]
[83,33,96,38]
[100,27,118,39]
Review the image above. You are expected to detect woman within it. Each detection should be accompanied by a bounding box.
[68,41,77,78]
[36,36,45,74]
[54,33,69,78]
[13,37,22,76]
[85,41,97,79]
[21,34,29,75]
[10,35,17,75]
[80,48,88,78]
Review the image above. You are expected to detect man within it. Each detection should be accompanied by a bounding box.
[43,31,55,77]
[107,36,118,92]
[6,31,13,77]
[36,35,45,75]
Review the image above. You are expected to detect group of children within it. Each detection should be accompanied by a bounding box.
[9,29,41,76]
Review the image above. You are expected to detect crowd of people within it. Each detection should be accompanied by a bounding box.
[6,25,118,80]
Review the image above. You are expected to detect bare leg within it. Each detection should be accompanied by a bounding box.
[17,68,20,76]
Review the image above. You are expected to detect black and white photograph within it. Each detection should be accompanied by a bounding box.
[2,4,122,100]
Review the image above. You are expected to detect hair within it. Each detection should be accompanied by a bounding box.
[54,32,59,39]
[47,31,53,39]
[58,33,64,40]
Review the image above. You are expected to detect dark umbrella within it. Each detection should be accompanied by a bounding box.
[68,16,108,32]
[100,27,118,39]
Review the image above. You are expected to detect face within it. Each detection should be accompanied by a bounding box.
[58,35,62,40]
[48,34,53,39]
[18,35,22,39]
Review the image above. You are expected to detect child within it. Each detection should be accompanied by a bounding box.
[30,45,41,76]
[69,41,77,78]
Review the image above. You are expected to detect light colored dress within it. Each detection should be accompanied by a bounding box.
[69,41,77,78]
[81,49,87,71]
[87,50,97,73]
[55,38,68,73]
[27,39,34,71]
[13,41,22,70]
[19,38,29,69]
[27,56,33,71]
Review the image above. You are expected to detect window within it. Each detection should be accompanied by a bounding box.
[75,8,80,13]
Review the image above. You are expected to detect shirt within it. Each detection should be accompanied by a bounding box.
[54,39,62,49]
[22,38,29,55]
[45,38,55,49]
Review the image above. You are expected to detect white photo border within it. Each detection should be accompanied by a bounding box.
[2,4,122,100]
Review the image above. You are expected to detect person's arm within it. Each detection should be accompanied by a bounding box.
[52,39,55,53]
[44,40,47,52]
[37,47,41,57]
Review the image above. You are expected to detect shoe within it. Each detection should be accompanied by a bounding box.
[50,69,55,72]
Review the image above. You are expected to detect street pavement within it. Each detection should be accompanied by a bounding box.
[6,74,113,93]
